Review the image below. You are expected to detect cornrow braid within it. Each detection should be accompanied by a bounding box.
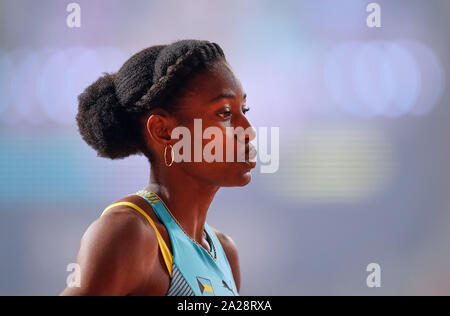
[129,41,225,114]
[76,39,227,161]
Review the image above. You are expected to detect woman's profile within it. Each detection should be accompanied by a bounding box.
[60,39,257,296]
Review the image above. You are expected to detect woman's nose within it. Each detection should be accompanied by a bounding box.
[236,117,256,143]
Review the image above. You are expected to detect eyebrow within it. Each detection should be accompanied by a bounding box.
[209,92,247,103]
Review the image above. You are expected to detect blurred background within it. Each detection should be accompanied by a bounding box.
[1,0,449,295]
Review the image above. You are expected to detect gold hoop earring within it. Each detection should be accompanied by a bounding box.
[164,144,174,167]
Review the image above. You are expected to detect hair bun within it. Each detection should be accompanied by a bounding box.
[76,72,141,159]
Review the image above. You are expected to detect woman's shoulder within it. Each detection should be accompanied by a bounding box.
[96,193,157,242]
[91,193,161,261]
[208,225,237,252]
[62,195,160,295]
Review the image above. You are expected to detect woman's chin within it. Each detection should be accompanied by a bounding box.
[234,161,256,186]
[238,171,252,186]
[230,168,253,187]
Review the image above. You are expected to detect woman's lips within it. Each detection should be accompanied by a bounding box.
[235,143,257,168]
[246,144,257,160]
[244,144,257,169]
[246,160,257,169]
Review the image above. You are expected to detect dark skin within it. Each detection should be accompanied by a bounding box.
[60,59,256,296]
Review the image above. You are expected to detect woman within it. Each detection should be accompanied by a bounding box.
[61,40,257,296]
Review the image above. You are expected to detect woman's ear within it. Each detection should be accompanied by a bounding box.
[146,109,173,145]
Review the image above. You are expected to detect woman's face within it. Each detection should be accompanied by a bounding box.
[169,59,257,187]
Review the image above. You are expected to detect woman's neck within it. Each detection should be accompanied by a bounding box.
[145,165,220,244]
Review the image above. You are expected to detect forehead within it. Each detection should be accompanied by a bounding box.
[182,60,244,103]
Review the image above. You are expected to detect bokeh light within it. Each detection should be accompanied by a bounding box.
[324,40,442,118]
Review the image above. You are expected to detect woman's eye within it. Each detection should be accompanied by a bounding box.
[243,107,250,114]
[219,110,232,119]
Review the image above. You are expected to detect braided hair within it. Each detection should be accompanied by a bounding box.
[76,39,226,162]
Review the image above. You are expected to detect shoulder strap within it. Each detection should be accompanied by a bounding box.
[101,201,173,278]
